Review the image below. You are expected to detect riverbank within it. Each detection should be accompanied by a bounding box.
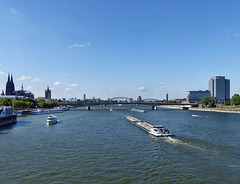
[158,105,240,114]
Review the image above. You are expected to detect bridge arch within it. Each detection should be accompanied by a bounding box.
[142,98,160,102]
[110,97,131,101]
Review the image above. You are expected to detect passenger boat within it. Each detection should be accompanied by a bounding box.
[14,111,22,117]
[47,115,58,125]
[0,107,17,127]
[131,108,146,113]
[123,115,173,137]
[32,109,49,115]
[32,108,64,115]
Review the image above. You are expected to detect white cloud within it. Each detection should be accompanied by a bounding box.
[17,76,32,81]
[109,88,116,93]
[9,8,18,14]
[68,42,91,48]
[32,78,41,82]
[68,83,78,87]
[223,26,231,32]
[64,73,69,76]
[138,86,147,91]
[234,33,240,37]
[26,86,32,90]
[161,85,168,89]
[64,88,73,92]
[0,71,7,76]
[54,81,62,86]
[159,83,168,89]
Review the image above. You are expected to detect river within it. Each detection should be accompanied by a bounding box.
[0,105,240,183]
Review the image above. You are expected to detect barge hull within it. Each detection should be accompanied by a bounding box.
[0,115,17,127]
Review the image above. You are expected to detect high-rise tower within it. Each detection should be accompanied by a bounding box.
[209,76,230,102]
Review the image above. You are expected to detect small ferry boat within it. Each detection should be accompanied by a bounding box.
[123,115,173,137]
[47,115,58,125]
[0,107,17,127]
[131,108,146,113]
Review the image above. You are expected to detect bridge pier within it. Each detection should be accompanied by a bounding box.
[152,106,158,110]
[87,106,91,110]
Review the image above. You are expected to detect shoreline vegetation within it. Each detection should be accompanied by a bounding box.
[158,105,240,114]
[1,96,240,114]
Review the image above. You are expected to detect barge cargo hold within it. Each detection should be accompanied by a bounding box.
[123,115,173,137]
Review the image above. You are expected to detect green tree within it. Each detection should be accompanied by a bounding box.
[201,97,215,107]
[26,101,35,108]
[0,98,12,106]
[39,102,57,108]
[12,100,27,109]
[37,98,45,103]
[230,94,240,105]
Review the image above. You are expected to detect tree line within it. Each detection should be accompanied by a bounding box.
[201,94,240,106]
[0,98,57,109]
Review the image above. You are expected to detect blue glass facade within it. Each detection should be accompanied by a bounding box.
[209,76,230,102]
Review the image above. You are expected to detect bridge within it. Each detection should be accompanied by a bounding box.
[58,101,198,110]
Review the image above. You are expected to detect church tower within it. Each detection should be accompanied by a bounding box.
[6,73,15,95]
[45,86,51,100]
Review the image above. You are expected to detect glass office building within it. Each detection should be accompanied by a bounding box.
[209,76,230,102]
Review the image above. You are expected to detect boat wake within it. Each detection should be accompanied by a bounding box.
[164,137,207,152]
[192,114,202,118]
[192,114,209,118]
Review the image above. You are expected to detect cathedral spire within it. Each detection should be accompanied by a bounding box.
[11,73,13,83]
[7,73,10,82]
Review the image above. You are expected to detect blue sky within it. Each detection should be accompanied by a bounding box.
[0,0,240,100]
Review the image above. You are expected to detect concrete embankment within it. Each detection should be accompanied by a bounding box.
[188,107,240,114]
[158,105,240,114]
[158,105,188,110]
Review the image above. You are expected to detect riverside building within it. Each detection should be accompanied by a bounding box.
[1,73,34,99]
[187,90,211,103]
[209,76,230,102]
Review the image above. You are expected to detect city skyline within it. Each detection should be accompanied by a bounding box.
[1,0,240,99]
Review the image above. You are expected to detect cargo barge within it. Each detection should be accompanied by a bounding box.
[123,115,173,137]
[0,107,17,127]
[131,108,146,113]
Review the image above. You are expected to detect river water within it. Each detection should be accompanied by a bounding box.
[0,105,240,183]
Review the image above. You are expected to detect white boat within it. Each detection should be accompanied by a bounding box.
[149,125,172,137]
[32,108,64,115]
[48,109,64,113]
[47,115,58,125]
[123,115,173,137]
[32,109,49,115]
[131,108,146,113]
[110,108,113,111]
